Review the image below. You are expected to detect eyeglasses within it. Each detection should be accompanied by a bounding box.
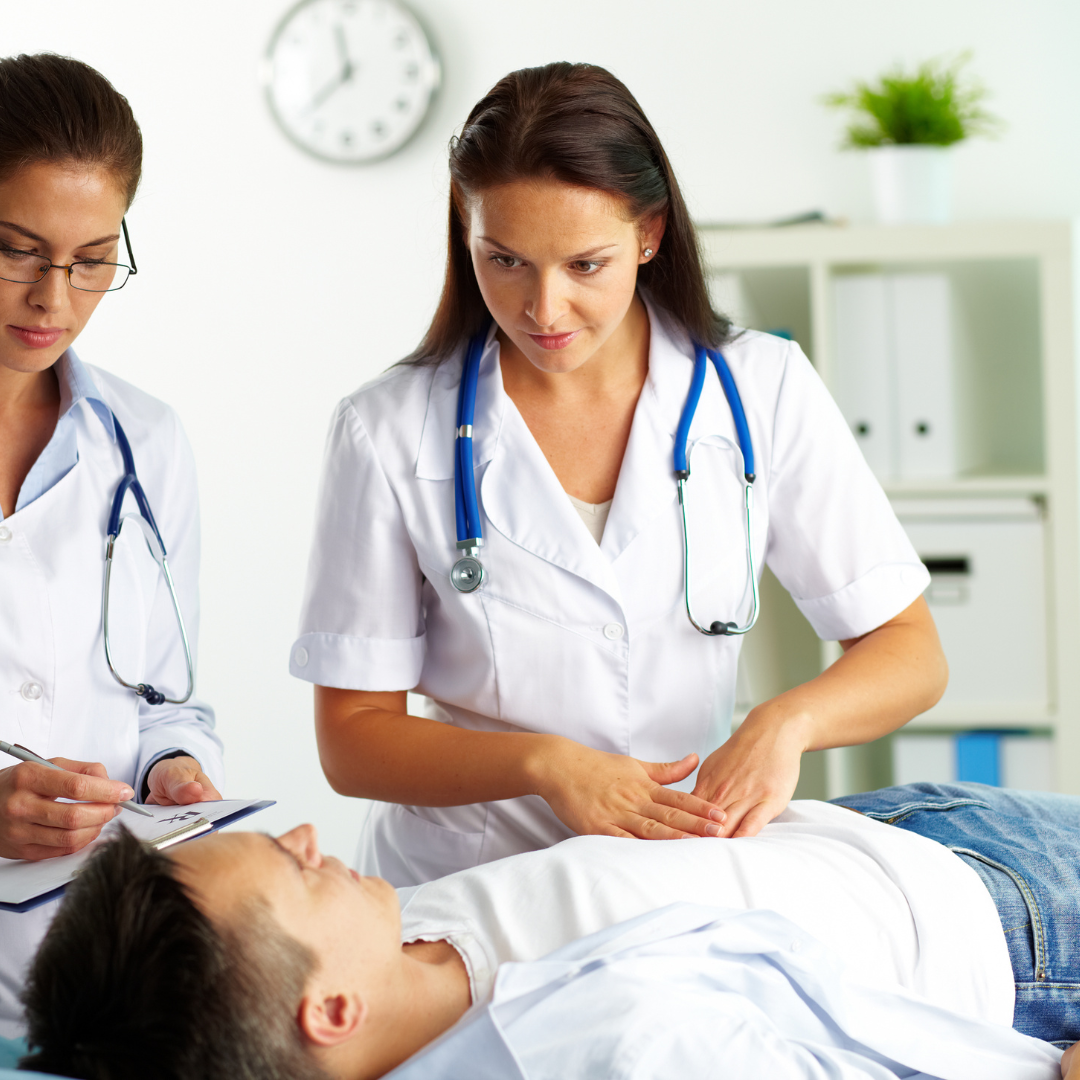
[0,217,138,293]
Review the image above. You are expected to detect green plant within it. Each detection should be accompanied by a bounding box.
[825,54,1002,147]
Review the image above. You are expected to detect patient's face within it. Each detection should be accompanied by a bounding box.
[170,825,401,989]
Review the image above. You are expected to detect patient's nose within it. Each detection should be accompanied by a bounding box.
[278,824,322,869]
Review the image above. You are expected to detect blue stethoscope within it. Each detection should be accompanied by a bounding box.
[101,414,195,704]
[450,328,761,637]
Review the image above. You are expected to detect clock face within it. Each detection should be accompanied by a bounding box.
[265,0,441,164]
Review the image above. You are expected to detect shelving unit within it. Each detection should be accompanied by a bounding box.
[698,220,1080,799]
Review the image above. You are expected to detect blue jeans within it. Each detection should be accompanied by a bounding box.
[832,782,1080,1048]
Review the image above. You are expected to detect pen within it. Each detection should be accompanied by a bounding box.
[0,740,154,818]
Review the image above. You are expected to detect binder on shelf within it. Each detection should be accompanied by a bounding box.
[892,273,958,479]
[832,271,959,481]
[832,274,895,479]
[892,731,1053,790]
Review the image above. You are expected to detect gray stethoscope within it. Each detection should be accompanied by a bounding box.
[450,328,761,637]
[101,413,195,704]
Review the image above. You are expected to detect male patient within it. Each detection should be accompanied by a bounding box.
[18,783,1080,1080]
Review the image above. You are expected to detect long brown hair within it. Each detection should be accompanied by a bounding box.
[406,62,729,364]
[0,53,142,207]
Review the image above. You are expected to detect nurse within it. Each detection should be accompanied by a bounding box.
[0,54,223,1030]
[292,62,946,886]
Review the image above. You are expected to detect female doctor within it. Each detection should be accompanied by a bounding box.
[0,54,223,1032]
[292,62,947,887]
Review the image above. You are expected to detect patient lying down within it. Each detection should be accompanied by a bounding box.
[18,784,1080,1079]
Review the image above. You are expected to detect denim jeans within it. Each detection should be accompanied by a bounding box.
[832,782,1080,1048]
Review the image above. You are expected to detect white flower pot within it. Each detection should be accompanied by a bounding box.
[869,145,953,224]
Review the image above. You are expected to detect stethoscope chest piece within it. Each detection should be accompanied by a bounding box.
[451,554,484,593]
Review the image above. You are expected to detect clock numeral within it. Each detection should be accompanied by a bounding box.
[371,120,387,138]
[404,63,419,81]
[341,130,354,145]
[394,31,409,48]
[395,97,410,112]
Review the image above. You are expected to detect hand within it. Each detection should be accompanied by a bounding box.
[0,758,135,861]
[145,756,221,806]
[691,707,806,838]
[533,738,725,840]
[1062,1041,1079,1078]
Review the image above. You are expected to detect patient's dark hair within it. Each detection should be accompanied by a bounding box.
[20,829,328,1080]
[0,53,142,206]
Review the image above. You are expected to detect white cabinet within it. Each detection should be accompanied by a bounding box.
[698,220,1080,797]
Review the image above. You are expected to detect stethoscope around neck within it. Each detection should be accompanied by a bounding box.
[449,327,760,638]
[101,415,195,704]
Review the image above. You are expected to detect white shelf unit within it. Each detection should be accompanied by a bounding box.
[698,220,1080,799]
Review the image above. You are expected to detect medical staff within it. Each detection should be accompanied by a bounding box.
[0,54,224,1032]
[291,62,947,886]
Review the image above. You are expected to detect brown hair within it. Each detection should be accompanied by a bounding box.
[0,53,142,207]
[406,61,729,364]
[21,829,328,1080]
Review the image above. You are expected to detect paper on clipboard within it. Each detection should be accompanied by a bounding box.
[0,798,274,913]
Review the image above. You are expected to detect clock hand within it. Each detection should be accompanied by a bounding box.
[334,24,355,82]
[308,67,348,112]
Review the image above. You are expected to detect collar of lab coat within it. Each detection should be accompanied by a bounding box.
[57,348,117,441]
[414,302,740,581]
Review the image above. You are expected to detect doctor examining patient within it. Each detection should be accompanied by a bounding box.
[4,50,1076,1080]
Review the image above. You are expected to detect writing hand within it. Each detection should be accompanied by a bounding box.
[691,708,804,838]
[0,758,134,861]
[145,756,221,806]
[534,739,725,840]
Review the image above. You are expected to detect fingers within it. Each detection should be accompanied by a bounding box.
[14,762,134,805]
[2,817,109,861]
[639,753,699,786]
[148,759,220,806]
[639,794,725,833]
[716,799,781,839]
[51,758,111,781]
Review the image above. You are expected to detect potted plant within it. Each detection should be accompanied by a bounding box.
[825,55,1001,223]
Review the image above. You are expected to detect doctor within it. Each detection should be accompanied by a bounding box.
[0,53,223,1032]
[292,62,946,886]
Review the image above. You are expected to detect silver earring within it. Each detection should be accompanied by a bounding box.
[643,248,654,258]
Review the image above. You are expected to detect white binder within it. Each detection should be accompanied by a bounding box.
[832,274,895,479]
[832,271,958,481]
[891,273,957,478]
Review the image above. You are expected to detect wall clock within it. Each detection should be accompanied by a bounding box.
[264,0,441,164]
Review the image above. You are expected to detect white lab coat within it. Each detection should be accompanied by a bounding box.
[292,308,929,885]
[0,354,223,1035]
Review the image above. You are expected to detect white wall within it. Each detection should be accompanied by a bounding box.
[4,0,1079,858]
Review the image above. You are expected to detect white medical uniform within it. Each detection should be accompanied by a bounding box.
[291,306,929,885]
[0,351,223,1035]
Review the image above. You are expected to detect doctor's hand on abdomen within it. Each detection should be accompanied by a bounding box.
[531,740,727,841]
[0,758,135,861]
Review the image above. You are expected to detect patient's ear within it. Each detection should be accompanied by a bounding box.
[299,991,367,1047]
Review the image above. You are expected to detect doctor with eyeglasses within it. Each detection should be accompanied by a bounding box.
[0,54,223,1034]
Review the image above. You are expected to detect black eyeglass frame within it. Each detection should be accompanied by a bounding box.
[0,217,138,293]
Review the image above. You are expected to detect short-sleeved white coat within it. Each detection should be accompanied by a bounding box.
[291,308,928,885]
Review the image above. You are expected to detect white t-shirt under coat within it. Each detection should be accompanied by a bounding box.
[399,801,1015,1027]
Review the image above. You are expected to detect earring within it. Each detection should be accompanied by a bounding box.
[643,248,654,258]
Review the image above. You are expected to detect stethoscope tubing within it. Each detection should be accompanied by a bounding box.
[454,328,486,548]
[101,415,195,705]
[449,327,759,637]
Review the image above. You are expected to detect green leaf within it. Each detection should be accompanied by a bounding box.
[823,53,1003,149]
